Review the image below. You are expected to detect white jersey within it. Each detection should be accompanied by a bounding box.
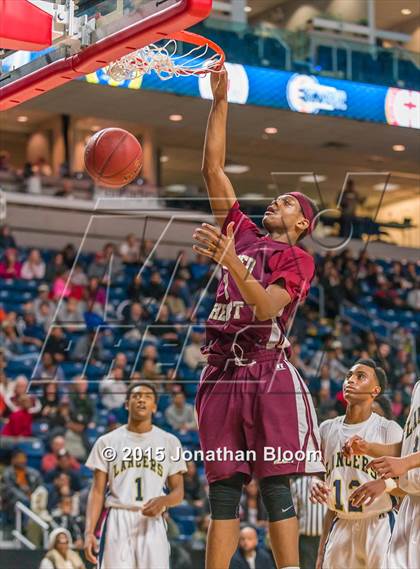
[399,381,420,495]
[86,425,187,510]
[320,413,403,519]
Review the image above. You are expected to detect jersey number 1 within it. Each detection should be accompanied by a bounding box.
[135,477,143,501]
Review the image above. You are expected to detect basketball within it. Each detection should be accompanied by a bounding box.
[84,127,143,188]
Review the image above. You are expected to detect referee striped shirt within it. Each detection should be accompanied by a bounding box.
[290,476,327,537]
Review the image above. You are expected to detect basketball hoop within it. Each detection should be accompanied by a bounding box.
[107,30,225,82]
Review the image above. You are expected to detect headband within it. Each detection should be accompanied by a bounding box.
[287,191,316,234]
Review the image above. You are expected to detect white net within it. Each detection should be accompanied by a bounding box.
[107,38,224,81]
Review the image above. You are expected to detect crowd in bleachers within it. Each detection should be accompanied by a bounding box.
[0,224,419,565]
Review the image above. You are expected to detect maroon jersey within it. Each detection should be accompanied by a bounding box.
[203,201,315,360]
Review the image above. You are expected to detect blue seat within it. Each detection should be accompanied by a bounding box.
[175,517,196,536]
[170,504,196,518]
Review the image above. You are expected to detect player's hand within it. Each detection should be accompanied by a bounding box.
[342,435,370,458]
[367,456,409,479]
[193,222,237,269]
[310,479,330,505]
[349,479,386,507]
[210,67,228,102]
[84,533,99,564]
[142,496,168,517]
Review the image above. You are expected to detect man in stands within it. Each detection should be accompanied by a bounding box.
[230,526,275,569]
[41,435,80,473]
[2,449,43,521]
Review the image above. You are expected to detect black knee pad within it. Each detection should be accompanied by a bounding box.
[259,475,296,522]
[209,473,246,520]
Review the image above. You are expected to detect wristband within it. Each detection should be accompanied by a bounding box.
[384,478,397,493]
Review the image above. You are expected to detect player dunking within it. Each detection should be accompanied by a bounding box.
[310,360,403,569]
[83,382,187,569]
[193,68,325,569]
[346,379,420,569]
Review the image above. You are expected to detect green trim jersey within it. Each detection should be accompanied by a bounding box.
[399,381,420,495]
[320,413,403,519]
[86,425,187,510]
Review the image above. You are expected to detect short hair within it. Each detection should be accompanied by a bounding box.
[126,381,158,403]
[355,358,387,394]
[298,197,319,241]
[373,394,393,420]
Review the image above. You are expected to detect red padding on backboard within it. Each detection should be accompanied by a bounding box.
[0,0,52,50]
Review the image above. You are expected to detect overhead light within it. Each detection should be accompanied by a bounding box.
[244,6,252,12]
[242,192,263,200]
[267,183,278,191]
[166,184,187,193]
[17,116,28,123]
[392,144,406,152]
[91,125,101,131]
[264,127,278,134]
[224,163,250,174]
[169,114,183,122]
[300,174,327,183]
[160,155,169,163]
[373,183,400,191]
[401,8,412,15]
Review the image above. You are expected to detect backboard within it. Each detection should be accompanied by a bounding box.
[0,0,211,110]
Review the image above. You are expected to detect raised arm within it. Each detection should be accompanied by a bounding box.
[202,68,237,228]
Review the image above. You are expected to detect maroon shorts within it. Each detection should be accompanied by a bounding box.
[195,352,325,484]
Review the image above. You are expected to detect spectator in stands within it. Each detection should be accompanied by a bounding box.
[0,150,12,172]
[57,297,84,329]
[46,396,72,436]
[2,449,43,520]
[3,392,35,436]
[55,177,74,198]
[0,248,21,278]
[391,391,404,419]
[72,329,104,364]
[39,527,85,569]
[50,495,83,548]
[144,270,166,301]
[191,514,211,551]
[174,249,192,282]
[166,281,187,319]
[165,388,196,432]
[37,300,55,332]
[407,285,420,310]
[119,233,140,264]
[69,264,89,299]
[5,374,42,415]
[46,450,82,492]
[240,479,267,527]
[127,274,148,303]
[183,327,207,370]
[372,394,393,420]
[52,269,71,301]
[338,178,364,237]
[70,376,94,425]
[123,301,147,328]
[23,162,42,194]
[83,277,106,309]
[42,434,80,473]
[64,414,90,462]
[62,244,77,270]
[184,460,205,509]
[33,156,52,177]
[19,308,44,348]
[140,356,162,384]
[0,224,17,249]
[189,252,210,283]
[45,252,67,282]
[88,242,123,281]
[44,326,68,362]
[21,248,46,280]
[34,352,65,381]
[139,238,157,266]
[111,352,130,381]
[338,321,361,357]
[100,367,128,412]
[47,472,72,511]
[230,525,275,569]
[151,304,180,343]
[288,342,311,379]
[34,282,55,315]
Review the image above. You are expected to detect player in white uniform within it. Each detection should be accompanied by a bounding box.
[83,382,187,569]
[347,380,420,569]
[311,359,403,569]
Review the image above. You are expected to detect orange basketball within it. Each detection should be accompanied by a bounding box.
[84,128,143,188]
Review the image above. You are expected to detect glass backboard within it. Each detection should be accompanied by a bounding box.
[0,0,211,110]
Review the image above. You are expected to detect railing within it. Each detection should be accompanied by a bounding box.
[13,501,50,550]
